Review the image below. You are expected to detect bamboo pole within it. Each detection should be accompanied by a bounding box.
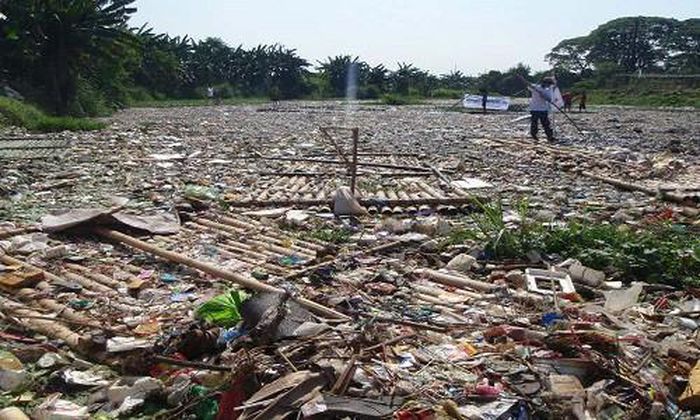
[94,228,350,321]
[234,155,437,173]
[0,226,39,240]
[61,272,117,295]
[192,218,316,258]
[319,126,349,164]
[0,296,87,352]
[284,240,404,280]
[414,268,501,293]
[223,196,480,208]
[350,128,359,194]
[65,263,121,288]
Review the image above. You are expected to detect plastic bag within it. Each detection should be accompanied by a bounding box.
[195,290,249,327]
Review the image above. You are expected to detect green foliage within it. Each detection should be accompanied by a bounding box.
[547,17,699,74]
[2,10,696,112]
[541,222,700,287]
[439,70,470,90]
[310,227,353,244]
[469,198,539,259]
[473,63,538,95]
[195,290,249,327]
[0,0,137,114]
[586,88,700,107]
[380,94,424,105]
[430,88,464,99]
[0,97,104,132]
[317,55,365,98]
[132,28,193,98]
[452,198,700,287]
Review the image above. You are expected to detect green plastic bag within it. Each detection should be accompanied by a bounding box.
[195,290,249,327]
[191,385,219,420]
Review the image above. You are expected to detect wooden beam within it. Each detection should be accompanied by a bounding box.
[95,229,350,321]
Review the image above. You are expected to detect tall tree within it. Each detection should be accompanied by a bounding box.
[440,70,470,90]
[133,27,193,97]
[0,0,136,114]
[317,56,368,97]
[546,37,592,73]
[547,17,699,74]
[390,62,420,95]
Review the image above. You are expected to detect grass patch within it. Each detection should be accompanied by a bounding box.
[130,97,270,108]
[587,88,700,108]
[0,97,104,132]
[450,198,700,287]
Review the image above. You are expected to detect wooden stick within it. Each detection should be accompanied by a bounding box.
[367,315,448,332]
[303,152,421,158]
[415,268,501,293]
[0,296,87,352]
[224,196,481,208]
[11,314,120,333]
[319,126,349,164]
[284,240,404,280]
[234,155,440,172]
[249,171,432,178]
[350,128,359,194]
[0,226,39,240]
[94,229,350,321]
[331,355,357,395]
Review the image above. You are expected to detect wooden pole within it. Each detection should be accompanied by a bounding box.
[232,155,440,173]
[94,229,350,321]
[0,226,39,240]
[249,171,432,178]
[284,240,404,281]
[319,126,349,164]
[224,196,482,208]
[414,268,501,293]
[0,296,87,352]
[350,127,359,194]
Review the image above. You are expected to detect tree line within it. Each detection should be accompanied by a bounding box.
[1,1,698,116]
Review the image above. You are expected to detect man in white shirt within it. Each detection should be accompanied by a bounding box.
[518,75,556,142]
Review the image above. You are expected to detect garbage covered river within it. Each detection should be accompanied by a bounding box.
[0,101,699,419]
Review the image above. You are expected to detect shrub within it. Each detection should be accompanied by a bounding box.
[449,198,700,287]
[0,97,104,132]
[381,94,423,105]
[431,88,463,99]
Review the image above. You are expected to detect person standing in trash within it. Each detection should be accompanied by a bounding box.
[517,74,556,142]
[562,91,573,112]
[480,88,488,113]
[578,90,587,112]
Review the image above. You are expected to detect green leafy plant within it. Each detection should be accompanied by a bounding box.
[195,290,249,327]
[468,197,539,259]
[310,227,353,244]
[541,222,700,287]
[448,198,699,287]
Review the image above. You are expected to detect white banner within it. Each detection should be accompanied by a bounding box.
[462,94,510,111]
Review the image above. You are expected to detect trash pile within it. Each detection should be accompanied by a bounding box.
[0,102,698,418]
[0,200,698,419]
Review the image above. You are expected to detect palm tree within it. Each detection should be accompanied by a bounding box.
[390,62,420,95]
[0,0,136,114]
[134,26,194,97]
[317,55,368,97]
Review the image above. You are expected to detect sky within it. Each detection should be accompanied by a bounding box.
[130,0,699,75]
